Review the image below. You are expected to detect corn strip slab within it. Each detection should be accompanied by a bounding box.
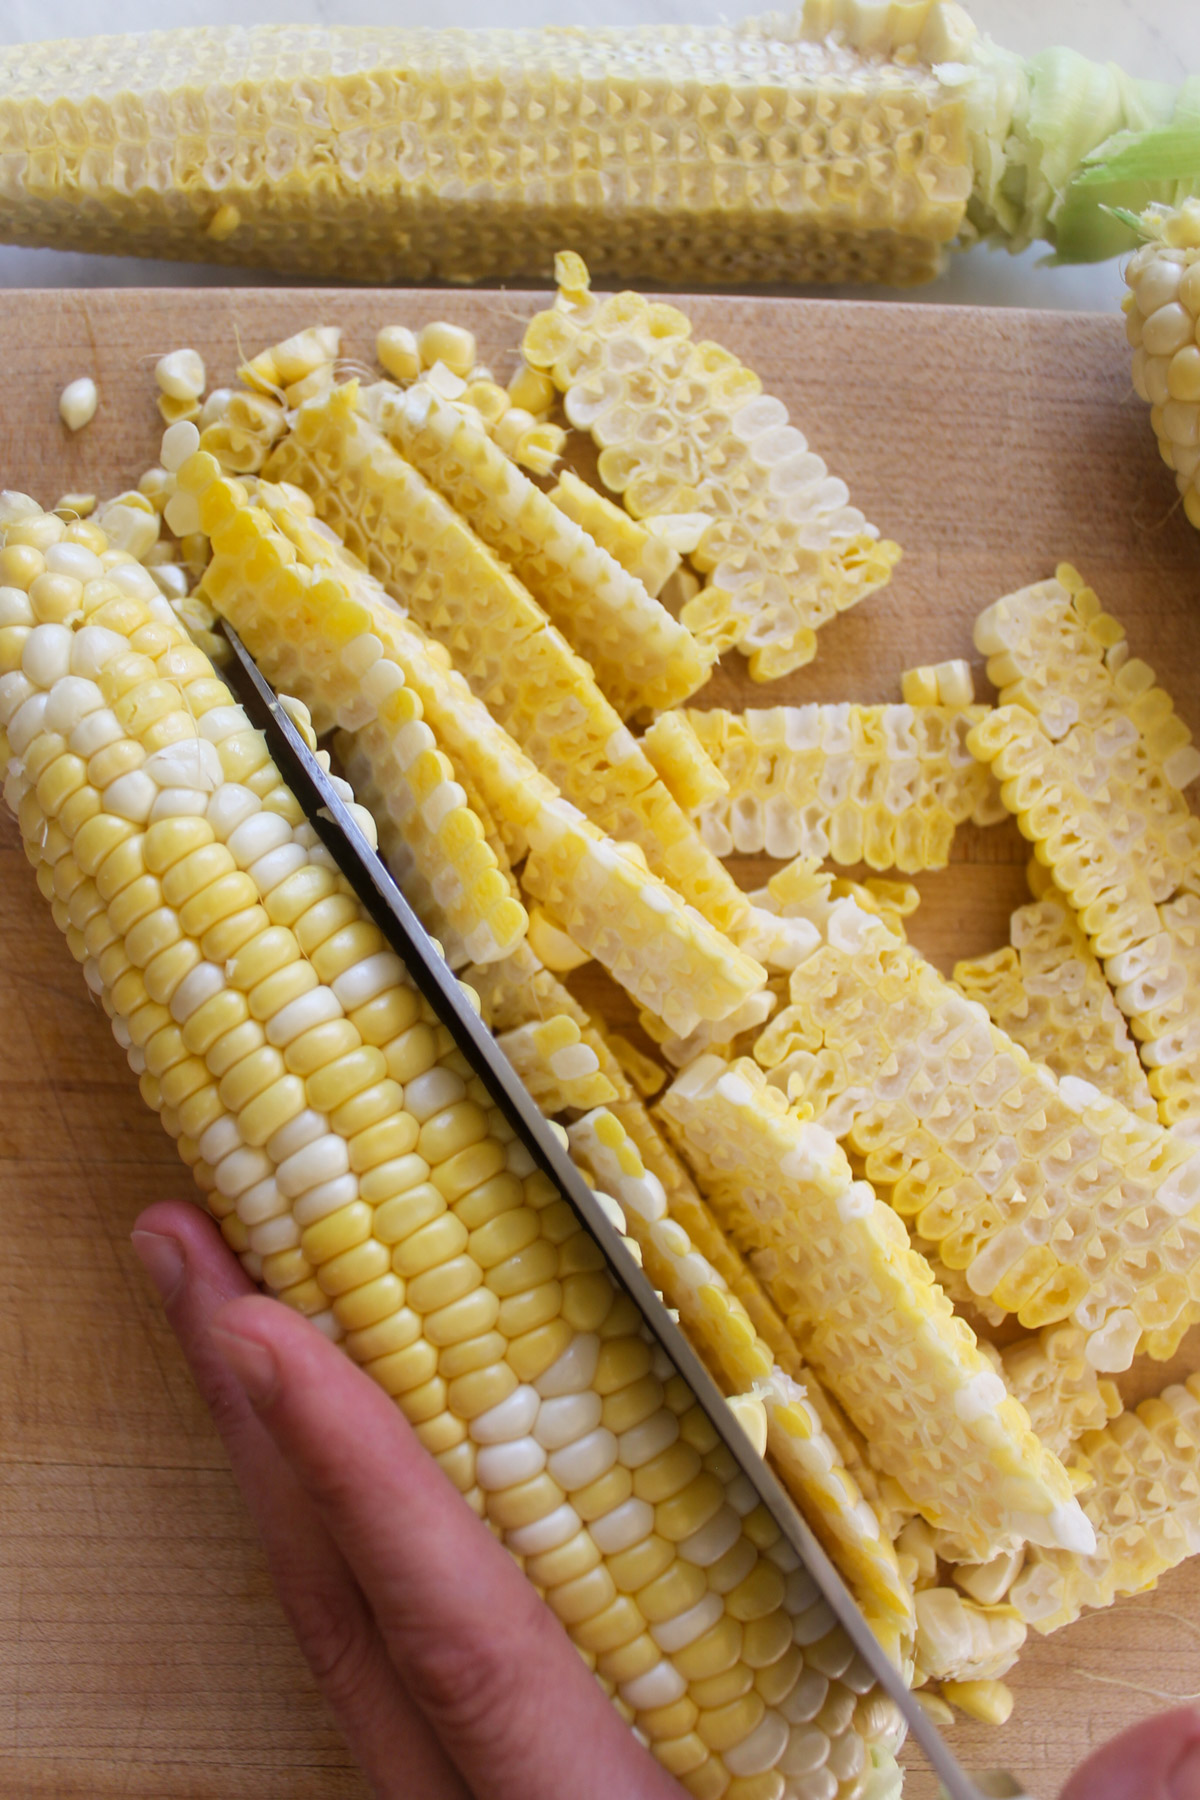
[754,885,1200,1366]
[687,704,1003,869]
[522,258,901,680]
[954,889,1157,1122]
[1012,1375,1200,1635]
[969,566,1200,1139]
[263,386,750,938]
[657,1056,1091,1563]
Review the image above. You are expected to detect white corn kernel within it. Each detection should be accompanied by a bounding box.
[59,377,98,432]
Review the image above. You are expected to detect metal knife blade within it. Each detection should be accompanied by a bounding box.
[224,620,1026,1800]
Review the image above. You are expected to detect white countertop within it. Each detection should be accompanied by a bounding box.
[0,0,1197,308]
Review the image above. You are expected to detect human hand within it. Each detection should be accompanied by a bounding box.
[132,1200,682,1800]
[1060,1706,1200,1799]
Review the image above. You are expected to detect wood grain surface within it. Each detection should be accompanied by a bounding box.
[1,287,1199,1800]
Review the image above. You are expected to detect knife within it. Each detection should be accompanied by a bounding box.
[224,620,1033,1800]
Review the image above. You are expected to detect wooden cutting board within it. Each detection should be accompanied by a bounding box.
[1,287,1199,1800]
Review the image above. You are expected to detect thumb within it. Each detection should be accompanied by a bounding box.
[1060,1707,1200,1800]
[209,1293,680,1800]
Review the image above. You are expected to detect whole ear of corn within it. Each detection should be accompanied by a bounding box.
[0,491,903,1800]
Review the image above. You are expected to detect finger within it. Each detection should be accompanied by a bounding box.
[134,1204,468,1800]
[210,1293,680,1800]
[1060,1706,1200,1800]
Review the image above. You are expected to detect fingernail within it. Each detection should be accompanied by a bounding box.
[211,1321,278,1408]
[1169,1741,1200,1800]
[131,1229,186,1303]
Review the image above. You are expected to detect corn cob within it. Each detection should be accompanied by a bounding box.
[969,567,1200,1139]
[753,886,1200,1367]
[368,381,709,717]
[549,470,681,601]
[998,1325,1122,1463]
[522,261,900,681]
[686,703,1003,869]
[197,459,767,1036]
[262,386,750,939]
[1011,1373,1200,1635]
[954,889,1157,1122]
[657,1056,1092,1563]
[0,492,909,1800]
[1124,201,1200,529]
[2,7,1190,286]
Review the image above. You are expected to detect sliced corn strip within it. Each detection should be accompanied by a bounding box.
[263,386,749,937]
[968,693,1200,1138]
[687,704,1003,868]
[999,1325,1122,1462]
[523,263,901,679]
[954,891,1157,1122]
[900,660,975,709]
[657,1056,1091,1562]
[198,462,765,1035]
[755,888,1200,1366]
[569,1108,917,1664]
[497,1017,618,1114]
[1011,1374,1200,1634]
[519,799,766,1038]
[0,495,897,1799]
[198,482,527,969]
[549,470,681,600]
[0,16,974,286]
[371,381,709,717]
[334,722,527,969]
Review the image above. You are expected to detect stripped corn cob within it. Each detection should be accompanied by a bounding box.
[369,381,709,717]
[3,8,1186,287]
[998,1325,1122,1462]
[523,261,901,679]
[657,1057,1092,1563]
[263,387,750,939]
[550,470,681,601]
[970,568,1200,1138]
[1011,1374,1200,1635]
[0,492,899,1800]
[753,885,1200,1366]
[687,704,1002,869]
[0,14,975,286]
[1124,202,1200,530]
[198,460,767,1035]
[954,890,1157,1122]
